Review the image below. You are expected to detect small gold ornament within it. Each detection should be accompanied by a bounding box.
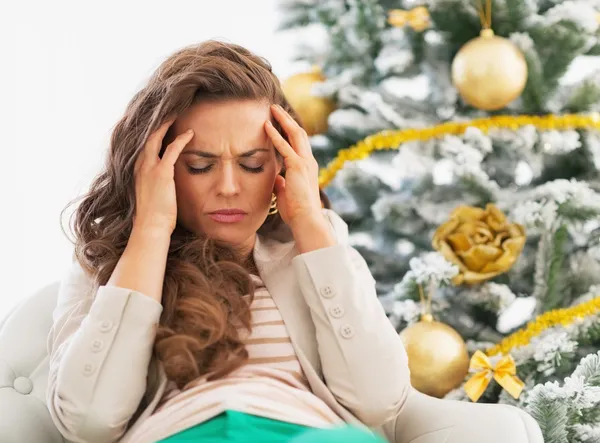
[399,280,469,398]
[451,29,528,110]
[388,7,431,32]
[464,350,524,402]
[432,204,526,285]
[400,314,470,398]
[451,0,528,111]
[281,67,336,136]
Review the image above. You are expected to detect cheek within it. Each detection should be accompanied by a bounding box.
[245,172,277,206]
[173,168,189,195]
[174,170,206,209]
[246,175,274,198]
[263,163,281,192]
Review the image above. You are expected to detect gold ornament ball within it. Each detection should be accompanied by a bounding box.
[451,29,528,111]
[399,316,470,398]
[281,68,336,136]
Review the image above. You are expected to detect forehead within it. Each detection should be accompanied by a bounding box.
[173,99,272,149]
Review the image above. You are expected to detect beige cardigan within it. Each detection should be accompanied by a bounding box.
[46,209,411,443]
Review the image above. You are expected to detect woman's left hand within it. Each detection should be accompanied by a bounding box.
[264,104,325,232]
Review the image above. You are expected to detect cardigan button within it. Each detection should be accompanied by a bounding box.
[99,320,113,332]
[91,339,104,353]
[82,363,96,376]
[320,285,335,298]
[340,324,355,339]
[329,305,345,319]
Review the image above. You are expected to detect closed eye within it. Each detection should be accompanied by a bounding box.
[241,165,264,173]
[187,164,264,175]
[187,165,213,174]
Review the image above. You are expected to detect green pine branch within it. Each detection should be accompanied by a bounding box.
[276,0,343,30]
[572,351,600,387]
[526,352,600,443]
[527,395,570,443]
[427,0,480,50]
[587,43,600,56]
[565,80,600,113]
[458,175,496,204]
[533,225,569,312]
[520,46,548,114]
[501,0,532,34]
[543,225,569,311]
[557,204,600,223]
[322,0,386,85]
[578,320,600,348]
[528,21,590,99]
[574,405,600,426]
[394,273,421,302]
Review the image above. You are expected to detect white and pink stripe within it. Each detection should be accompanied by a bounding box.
[125,275,344,443]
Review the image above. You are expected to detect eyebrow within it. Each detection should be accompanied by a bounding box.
[181,148,269,158]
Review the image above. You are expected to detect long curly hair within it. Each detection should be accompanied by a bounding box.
[61,40,331,390]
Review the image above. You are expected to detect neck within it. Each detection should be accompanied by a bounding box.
[232,234,258,274]
[245,255,259,275]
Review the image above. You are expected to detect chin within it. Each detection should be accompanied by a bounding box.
[203,224,255,248]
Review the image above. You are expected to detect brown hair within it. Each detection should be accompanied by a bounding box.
[62,40,330,390]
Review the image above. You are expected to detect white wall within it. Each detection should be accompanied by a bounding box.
[0,0,314,316]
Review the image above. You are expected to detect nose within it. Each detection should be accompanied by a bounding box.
[216,163,240,197]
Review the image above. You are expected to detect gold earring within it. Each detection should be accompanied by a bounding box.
[268,193,278,215]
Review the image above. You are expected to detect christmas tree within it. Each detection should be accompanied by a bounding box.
[278,1,600,442]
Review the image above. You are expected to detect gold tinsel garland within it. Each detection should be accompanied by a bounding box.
[318,113,600,188]
[316,113,600,356]
[486,296,600,357]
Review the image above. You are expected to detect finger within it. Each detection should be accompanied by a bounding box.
[161,129,194,167]
[270,105,311,158]
[265,120,297,159]
[145,117,177,162]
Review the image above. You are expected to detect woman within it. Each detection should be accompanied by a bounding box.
[47,40,410,443]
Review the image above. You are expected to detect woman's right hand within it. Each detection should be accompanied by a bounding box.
[133,118,194,234]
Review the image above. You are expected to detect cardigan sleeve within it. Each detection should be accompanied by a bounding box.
[291,209,411,427]
[46,259,162,443]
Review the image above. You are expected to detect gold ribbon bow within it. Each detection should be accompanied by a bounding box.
[464,350,525,402]
[388,7,431,32]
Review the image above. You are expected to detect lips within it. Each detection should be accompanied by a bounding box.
[208,209,247,223]
[210,209,247,215]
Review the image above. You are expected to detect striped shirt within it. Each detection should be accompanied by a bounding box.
[125,274,344,443]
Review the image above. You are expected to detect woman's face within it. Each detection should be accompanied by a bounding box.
[170,99,282,251]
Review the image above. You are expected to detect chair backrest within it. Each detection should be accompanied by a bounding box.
[0,282,67,443]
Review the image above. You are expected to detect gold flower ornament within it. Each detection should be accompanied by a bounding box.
[432,204,526,285]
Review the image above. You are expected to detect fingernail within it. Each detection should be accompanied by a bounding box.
[266,120,273,126]
[186,129,193,134]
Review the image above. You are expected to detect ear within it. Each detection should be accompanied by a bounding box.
[275,153,285,176]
